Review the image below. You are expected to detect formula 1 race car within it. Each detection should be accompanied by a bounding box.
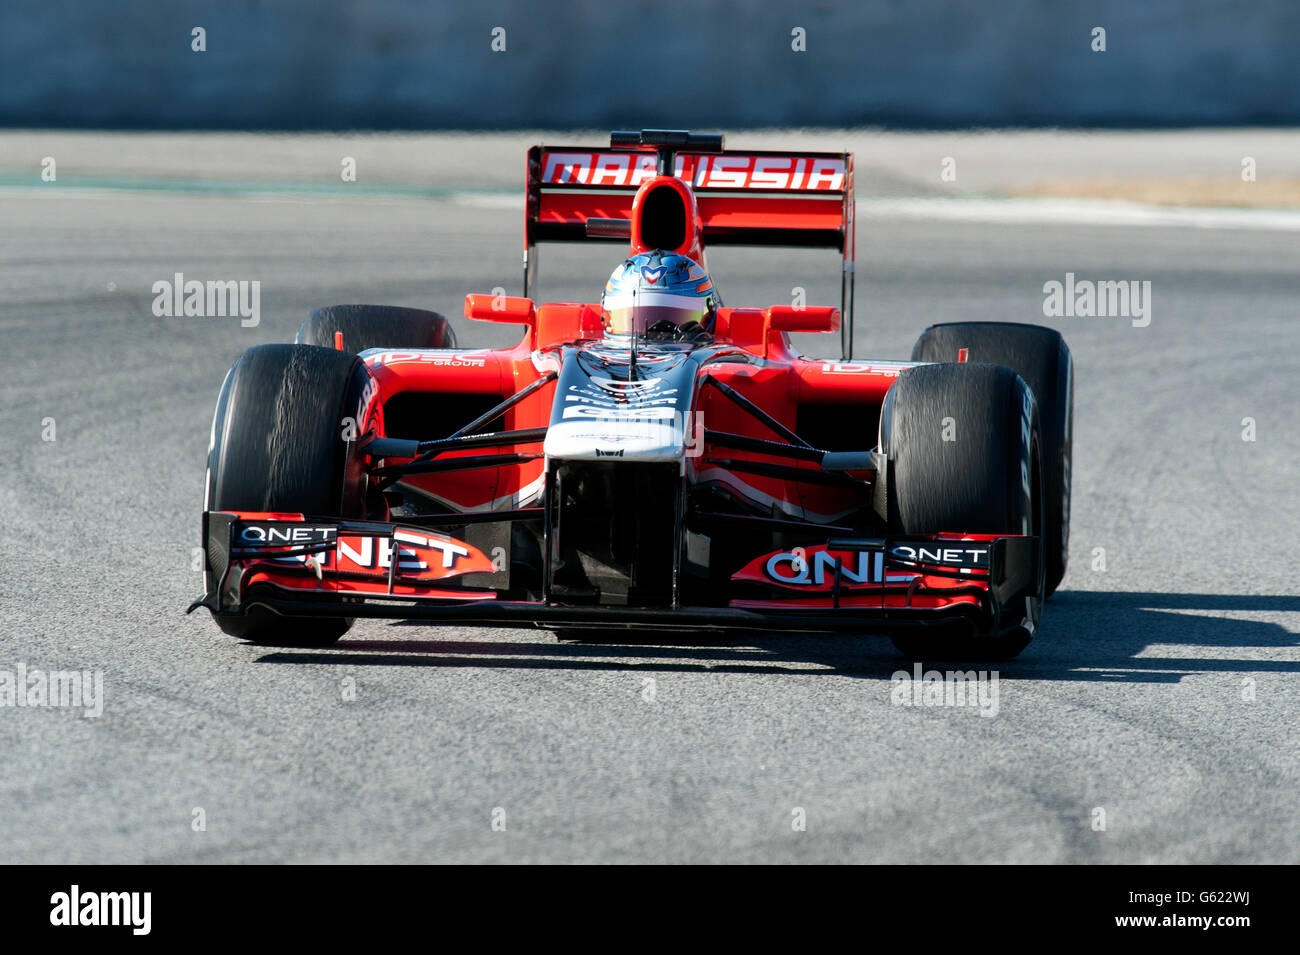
[189,129,1073,660]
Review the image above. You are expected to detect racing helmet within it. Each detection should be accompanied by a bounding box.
[601,250,718,338]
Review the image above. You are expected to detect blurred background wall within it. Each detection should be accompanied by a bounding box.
[3,0,1299,129]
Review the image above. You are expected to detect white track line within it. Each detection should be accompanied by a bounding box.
[9,180,1300,232]
[856,197,1300,232]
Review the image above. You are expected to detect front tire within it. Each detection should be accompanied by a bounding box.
[880,362,1046,662]
[204,344,378,646]
[910,322,1072,596]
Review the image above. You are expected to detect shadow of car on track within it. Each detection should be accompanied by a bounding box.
[252,591,1300,684]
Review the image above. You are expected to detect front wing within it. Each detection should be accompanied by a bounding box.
[190,511,1038,637]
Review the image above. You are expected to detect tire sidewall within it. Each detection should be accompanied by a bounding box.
[882,363,1046,636]
[910,321,1071,596]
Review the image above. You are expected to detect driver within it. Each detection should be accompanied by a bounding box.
[601,250,719,342]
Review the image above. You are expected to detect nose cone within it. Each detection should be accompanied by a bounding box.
[545,412,688,462]
[544,343,697,463]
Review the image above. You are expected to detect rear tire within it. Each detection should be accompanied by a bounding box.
[296,304,456,353]
[880,362,1045,662]
[204,344,378,646]
[911,322,1071,596]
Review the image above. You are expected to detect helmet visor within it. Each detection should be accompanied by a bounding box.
[602,292,709,337]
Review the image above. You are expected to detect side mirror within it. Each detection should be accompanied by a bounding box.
[465,294,536,324]
[767,305,840,334]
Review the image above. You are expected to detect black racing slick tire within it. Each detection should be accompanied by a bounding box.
[880,362,1046,662]
[296,304,456,354]
[204,344,378,646]
[910,321,1072,597]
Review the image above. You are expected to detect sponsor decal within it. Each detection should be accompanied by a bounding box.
[336,532,469,572]
[888,543,989,569]
[733,545,898,590]
[818,361,911,375]
[234,523,493,580]
[569,433,637,443]
[369,350,489,367]
[239,524,335,544]
[561,405,676,420]
[548,411,705,459]
[734,541,993,590]
[560,379,680,424]
[587,376,666,390]
[540,151,845,191]
[354,374,379,430]
[568,378,676,405]
[543,151,657,186]
[767,549,878,587]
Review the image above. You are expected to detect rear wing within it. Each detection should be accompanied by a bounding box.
[524,130,856,359]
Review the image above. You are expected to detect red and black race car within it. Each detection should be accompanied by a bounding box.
[189,130,1072,660]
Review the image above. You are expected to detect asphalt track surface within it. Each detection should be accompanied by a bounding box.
[1,138,1298,863]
